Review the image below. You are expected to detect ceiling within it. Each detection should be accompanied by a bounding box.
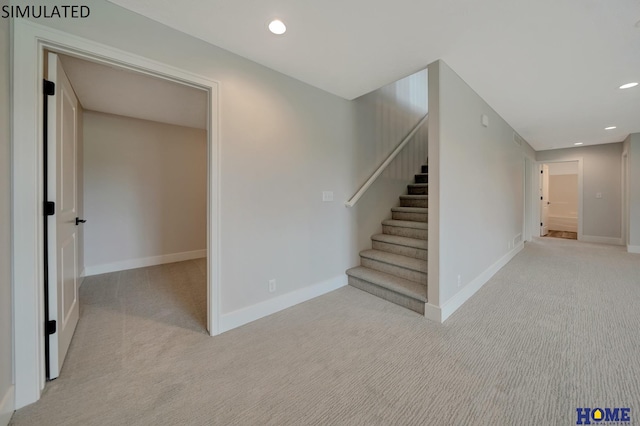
[106,0,640,150]
[59,54,208,130]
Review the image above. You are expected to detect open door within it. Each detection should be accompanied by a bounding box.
[46,52,81,379]
[540,164,550,236]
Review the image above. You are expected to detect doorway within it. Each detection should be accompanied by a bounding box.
[12,19,220,408]
[539,161,582,240]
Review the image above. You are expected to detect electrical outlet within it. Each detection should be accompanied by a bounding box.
[268,279,276,293]
[322,191,334,202]
[457,274,462,287]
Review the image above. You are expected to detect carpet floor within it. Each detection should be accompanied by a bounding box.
[10,238,640,425]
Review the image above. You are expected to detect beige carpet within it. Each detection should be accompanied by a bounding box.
[10,239,640,425]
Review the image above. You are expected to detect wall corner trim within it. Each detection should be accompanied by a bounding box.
[219,275,348,333]
[0,385,15,426]
[84,249,207,276]
[628,245,640,254]
[440,243,525,322]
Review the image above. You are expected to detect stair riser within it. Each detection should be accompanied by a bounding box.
[415,175,428,183]
[348,277,425,314]
[383,225,427,240]
[361,258,427,284]
[421,165,428,173]
[400,198,428,208]
[408,186,428,195]
[372,240,427,260]
[391,211,428,222]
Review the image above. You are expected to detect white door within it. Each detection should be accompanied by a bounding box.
[47,52,80,379]
[540,164,550,236]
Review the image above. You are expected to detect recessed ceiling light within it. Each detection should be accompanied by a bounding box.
[619,82,638,89]
[574,142,584,146]
[268,19,287,35]
[605,126,617,130]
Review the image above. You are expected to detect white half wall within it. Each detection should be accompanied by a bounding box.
[83,111,207,273]
[537,143,623,241]
[428,60,533,312]
[0,10,15,426]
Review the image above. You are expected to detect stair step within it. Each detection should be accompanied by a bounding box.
[421,165,428,174]
[400,194,428,208]
[371,234,427,260]
[347,266,427,304]
[382,219,427,240]
[414,173,428,184]
[408,183,428,195]
[359,249,427,284]
[391,207,428,222]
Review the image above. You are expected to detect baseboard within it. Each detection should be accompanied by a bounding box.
[440,243,524,322]
[423,303,442,322]
[219,275,348,333]
[85,249,207,276]
[628,245,640,254]
[580,235,623,246]
[0,385,15,426]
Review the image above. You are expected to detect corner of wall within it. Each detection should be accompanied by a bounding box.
[426,60,441,308]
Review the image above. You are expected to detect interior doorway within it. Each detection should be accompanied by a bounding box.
[12,19,220,407]
[539,161,580,240]
[43,50,209,378]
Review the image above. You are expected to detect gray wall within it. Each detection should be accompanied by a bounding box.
[0,7,14,425]
[537,143,623,241]
[625,133,640,249]
[83,111,207,273]
[429,60,534,306]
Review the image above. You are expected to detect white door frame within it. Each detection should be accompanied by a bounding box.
[534,158,584,240]
[12,19,221,408]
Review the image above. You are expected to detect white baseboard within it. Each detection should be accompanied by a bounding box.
[628,245,640,254]
[439,243,525,323]
[423,303,442,322]
[580,235,623,246]
[0,385,15,426]
[219,275,348,333]
[85,249,207,276]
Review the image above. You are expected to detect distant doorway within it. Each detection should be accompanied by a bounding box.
[540,161,580,240]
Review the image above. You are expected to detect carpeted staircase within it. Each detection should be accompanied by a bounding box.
[346,164,428,314]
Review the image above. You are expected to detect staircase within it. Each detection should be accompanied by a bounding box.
[346,164,428,314]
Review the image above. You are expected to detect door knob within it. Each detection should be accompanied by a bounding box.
[75,217,87,226]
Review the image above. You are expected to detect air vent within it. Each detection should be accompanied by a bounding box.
[512,132,524,146]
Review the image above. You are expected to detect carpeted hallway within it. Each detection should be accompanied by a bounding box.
[10,238,640,425]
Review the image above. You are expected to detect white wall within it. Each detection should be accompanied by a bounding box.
[83,111,207,274]
[0,8,14,426]
[428,60,533,315]
[349,69,428,255]
[537,143,623,242]
[625,133,640,251]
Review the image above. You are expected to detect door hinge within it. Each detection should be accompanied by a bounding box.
[540,170,543,174]
[540,222,543,226]
[46,320,57,335]
[540,196,543,200]
[43,79,55,96]
[44,201,55,216]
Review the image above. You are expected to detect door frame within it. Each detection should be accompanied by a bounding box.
[12,19,221,408]
[534,158,584,240]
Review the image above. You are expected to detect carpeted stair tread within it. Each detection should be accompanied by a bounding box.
[414,173,428,183]
[382,219,428,230]
[346,266,427,302]
[400,195,428,200]
[408,183,429,189]
[359,249,427,273]
[391,207,428,214]
[371,234,427,250]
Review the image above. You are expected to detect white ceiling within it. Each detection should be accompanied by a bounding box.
[59,54,208,130]
[106,0,640,150]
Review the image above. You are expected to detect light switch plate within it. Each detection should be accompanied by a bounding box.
[322,191,334,202]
